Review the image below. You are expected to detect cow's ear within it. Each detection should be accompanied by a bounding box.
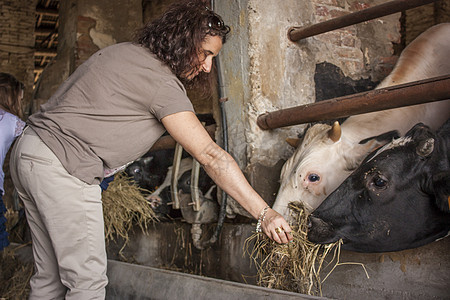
[431,171,450,212]
[416,138,434,157]
[286,137,302,148]
[142,156,154,164]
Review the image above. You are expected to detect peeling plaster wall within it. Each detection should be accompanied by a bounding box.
[215,0,400,210]
[34,0,142,104]
[76,0,141,64]
[246,0,400,167]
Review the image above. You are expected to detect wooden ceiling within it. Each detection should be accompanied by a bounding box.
[35,0,59,83]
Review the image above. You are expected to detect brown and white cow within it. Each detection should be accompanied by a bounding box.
[273,23,450,218]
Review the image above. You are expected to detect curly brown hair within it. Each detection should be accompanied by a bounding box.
[135,0,230,90]
[0,73,23,119]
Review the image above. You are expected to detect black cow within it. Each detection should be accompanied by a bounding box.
[125,148,177,193]
[307,119,450,253]
[125,113,215,193]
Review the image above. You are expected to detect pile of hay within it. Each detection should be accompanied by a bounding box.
[0,245,33,299]
[101,172,158,254]
[245,202,343,296]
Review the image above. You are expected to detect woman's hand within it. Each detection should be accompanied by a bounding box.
[261,208,293,244]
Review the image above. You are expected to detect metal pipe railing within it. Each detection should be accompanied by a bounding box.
[257,74,450,130]
[288,0,437,42]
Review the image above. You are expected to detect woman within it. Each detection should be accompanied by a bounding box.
[0,73,25,251]
[10,1,292,299]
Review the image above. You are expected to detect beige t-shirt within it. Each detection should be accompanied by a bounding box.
[29,42,194,184]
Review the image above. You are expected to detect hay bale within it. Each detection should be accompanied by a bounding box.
[101,172,158,254]
[0,246,33,299]
[245,202,342,296]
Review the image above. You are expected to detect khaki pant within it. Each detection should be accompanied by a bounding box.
[10,127,107,299]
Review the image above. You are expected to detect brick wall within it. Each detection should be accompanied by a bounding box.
[311,0,401,82]
[313,0,364,74]
[404,0,450,45]
[0,0,36,108]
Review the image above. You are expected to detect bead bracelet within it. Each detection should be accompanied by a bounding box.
[255,205,270,233]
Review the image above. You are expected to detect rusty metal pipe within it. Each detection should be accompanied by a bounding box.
[288,0,437,42]
[257,75,450,130]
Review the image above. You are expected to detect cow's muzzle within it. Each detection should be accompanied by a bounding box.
[307,215,338,244]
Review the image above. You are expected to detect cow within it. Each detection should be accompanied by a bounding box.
[125,148,179,193]
[141,156,193,217]
[273,23,450,218]
[125,113,217,218]
[307,119,450,253]
[139,155,217,219]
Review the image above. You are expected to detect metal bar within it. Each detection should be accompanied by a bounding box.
[170,143,184,209]
[257,75,450,130]
[288,0,437,42]
[190,159,201,212]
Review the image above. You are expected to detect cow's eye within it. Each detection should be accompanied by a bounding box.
[372,175,387,188]
[308,173,320,182]
[133,168,141,174]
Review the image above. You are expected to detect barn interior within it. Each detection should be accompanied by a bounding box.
[1,0,449,299]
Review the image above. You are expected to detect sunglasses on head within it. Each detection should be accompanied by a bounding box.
[205,8,230,33]
[208,15,225,30]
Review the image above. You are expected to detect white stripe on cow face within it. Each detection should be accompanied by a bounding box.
[366,136,413,163]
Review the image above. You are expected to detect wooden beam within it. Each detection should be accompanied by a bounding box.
[36,7,59,17]
[35,48,57,57]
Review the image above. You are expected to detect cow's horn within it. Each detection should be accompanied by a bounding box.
[328,121,341,142]
[286,137,302,148]
[416,138,434,157]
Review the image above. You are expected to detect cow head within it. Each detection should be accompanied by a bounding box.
[307,122,450,253]
[272,121,394,219]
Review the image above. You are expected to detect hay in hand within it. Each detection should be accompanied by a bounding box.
[244,201,342,296]
[102,172,158,254]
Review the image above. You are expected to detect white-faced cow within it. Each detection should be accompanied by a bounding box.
[273,23,450,218]
[307,119,450,253]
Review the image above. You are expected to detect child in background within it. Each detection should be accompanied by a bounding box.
[0,73,25,251]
